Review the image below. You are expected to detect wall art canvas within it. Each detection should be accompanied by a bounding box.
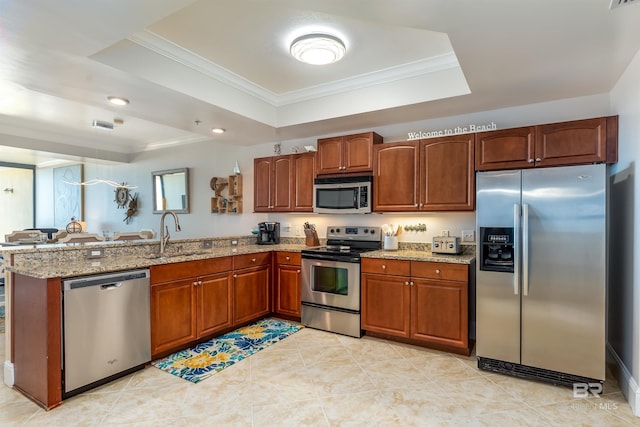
[53,164,83,229]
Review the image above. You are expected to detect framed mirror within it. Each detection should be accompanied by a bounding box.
[152,168,190,214]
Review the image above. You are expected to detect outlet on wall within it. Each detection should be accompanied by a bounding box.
[462,230,475,242]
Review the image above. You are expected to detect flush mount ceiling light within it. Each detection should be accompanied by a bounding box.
[107,96,129,106]
[290,33,346,65]
[211,128,225,134]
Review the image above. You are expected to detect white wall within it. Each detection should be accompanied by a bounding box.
[610,47,640,415]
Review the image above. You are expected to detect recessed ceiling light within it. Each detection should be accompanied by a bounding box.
[211,128,225,134]
[107,96,129,106]
[290,33,346,65]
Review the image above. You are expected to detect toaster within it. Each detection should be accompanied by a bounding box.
[432,236,461,255]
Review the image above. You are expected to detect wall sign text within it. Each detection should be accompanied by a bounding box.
[407,122,497,140]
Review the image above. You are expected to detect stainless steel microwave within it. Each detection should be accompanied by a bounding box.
[313,176,372,214]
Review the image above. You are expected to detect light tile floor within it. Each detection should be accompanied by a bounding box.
[0,326,637,426]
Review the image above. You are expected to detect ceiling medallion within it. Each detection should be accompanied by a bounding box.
[290,33,346,65]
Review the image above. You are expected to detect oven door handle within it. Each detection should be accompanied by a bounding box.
[301,253,360,263]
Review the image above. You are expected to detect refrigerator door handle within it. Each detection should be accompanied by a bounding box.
[523,203,530,296]
[513,204,521,296]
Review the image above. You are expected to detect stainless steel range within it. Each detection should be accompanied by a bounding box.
[301,226,381,338]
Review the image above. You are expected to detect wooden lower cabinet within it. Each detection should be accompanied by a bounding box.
[197,272,233,336]
[12,274,63,410]
[274,252,302,318]
[150,257,233,357]
[361,258,469,353]
[233,264,270,325]
[151,277,198,356]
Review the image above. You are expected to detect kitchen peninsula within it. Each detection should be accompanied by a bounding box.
[2,237,474,410]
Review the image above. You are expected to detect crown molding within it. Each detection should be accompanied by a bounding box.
[128,30,461,108]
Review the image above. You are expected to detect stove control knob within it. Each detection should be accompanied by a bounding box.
[335,228,340,233]
[330,228,335,234]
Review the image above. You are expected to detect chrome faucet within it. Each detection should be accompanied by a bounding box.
[159,211,181,255]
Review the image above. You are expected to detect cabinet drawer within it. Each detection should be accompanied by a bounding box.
[234,252,271,269]
[411,261,468,282]
[361,258,410,276]
[276,251,301,265]
[151,257,233,284]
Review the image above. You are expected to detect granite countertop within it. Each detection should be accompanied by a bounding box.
[362,249,475,264]
[5,237,475,279]
[7,243,307,279]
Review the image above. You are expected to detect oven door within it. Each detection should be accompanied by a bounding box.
[301,257,360,311]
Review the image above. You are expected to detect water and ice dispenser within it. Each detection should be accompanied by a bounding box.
[479,227,515,273]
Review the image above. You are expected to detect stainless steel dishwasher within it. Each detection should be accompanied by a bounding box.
[63,269,150,397]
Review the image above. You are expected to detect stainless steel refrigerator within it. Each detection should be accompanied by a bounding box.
[476,163,607,386]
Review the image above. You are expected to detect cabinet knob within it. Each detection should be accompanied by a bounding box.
[410,281,415,286]
[528,159,534,163]
[285,256,290,261]
[535,158,542,162]
[381,265,386,270]
[251,258,256,262]
[233,274,238,278]
[404,281,409,286]
[193,281,198,286]
[435,269,441,274]
[297,270,301,274]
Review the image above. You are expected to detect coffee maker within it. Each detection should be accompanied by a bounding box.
[257,222,280,245]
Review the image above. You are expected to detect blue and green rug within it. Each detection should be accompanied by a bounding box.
[152,318,303,383]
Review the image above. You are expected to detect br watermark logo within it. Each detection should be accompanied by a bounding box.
[573,382,602,398]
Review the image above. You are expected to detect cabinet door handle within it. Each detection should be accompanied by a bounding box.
[435,269,441,274]
[410,281,414,286]
[528,159,534,163]
[193,281,198,286]
[296,270,301,273]
[404,281,409,286]
[233,274,238,278]
[285,256,290,261]
[535,158,541,162]
[251,258,256,262]
[381,265,386,270]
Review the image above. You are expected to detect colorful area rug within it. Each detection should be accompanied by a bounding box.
[152,318,302,383]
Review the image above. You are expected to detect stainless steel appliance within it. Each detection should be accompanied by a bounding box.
[476,164,607,387]
[63,269,151,397]
[432,236,461,254]
[257,221,280,244]
[313,176,372,214]
[301,226,381,337]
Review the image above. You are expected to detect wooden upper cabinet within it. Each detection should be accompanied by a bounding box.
[253,157,273,212]
[373,134,474,212]
[253,153,316,213]
[475,126,535,171]
[535,117,608,167]
[316,132,382,175]
[373,141,419,212]
[292,152,315,212]
[316,136,343,175]
[272,156,293,211]
[476,116,618,171]
[420,135,475,211]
